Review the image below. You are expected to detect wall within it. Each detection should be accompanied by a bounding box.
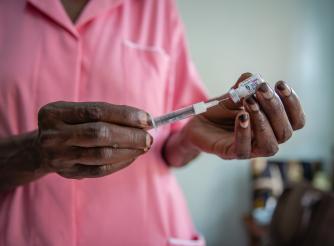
[174,1,334,245]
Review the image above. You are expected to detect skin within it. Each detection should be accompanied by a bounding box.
[0,102,153,191]
[164,73,305,166]
[60,0,89,23]
[0,3,306,191]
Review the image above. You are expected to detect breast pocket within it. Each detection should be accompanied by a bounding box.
[121,40,170,117]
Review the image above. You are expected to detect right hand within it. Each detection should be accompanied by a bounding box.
[36,101,152,179]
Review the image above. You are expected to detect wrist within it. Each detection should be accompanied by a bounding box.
[163,121,200,167]
[0,130,50,191]
[29,131,51,176]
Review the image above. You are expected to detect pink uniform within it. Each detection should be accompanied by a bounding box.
[0,0,208,245]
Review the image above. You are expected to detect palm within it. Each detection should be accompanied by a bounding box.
[183,74,306,160]
[185,105,241,159]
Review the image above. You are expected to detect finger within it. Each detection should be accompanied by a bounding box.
[244,97,279,157]
[255,83,293,144]
[57,159,135,179]
[203,73,253,124]
[64,147,145,165]
[275,81,306,130]
[233,111,252,159]
[234,72,254,88]
[203,104,240,127]
[38,101,151,128]
[223,72,254,109]
[38,147,145,171]
[62,122,153,149]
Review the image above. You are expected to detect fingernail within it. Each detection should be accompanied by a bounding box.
[139,112,150,127]
[258,83,274,100]
[146,134,153,148]
[239,113,249,128]
[245,97,259,111]
[276,81,292,97]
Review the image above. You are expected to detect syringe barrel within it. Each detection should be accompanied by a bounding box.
[152,105,195,128]
[150,73,265,129]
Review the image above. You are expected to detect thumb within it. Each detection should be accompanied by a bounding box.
[203,73,254,122]
[223,72,254,109]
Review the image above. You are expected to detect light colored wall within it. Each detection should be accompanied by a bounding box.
[174,1,334,245]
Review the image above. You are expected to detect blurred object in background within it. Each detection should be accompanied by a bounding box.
[312,161,332,191]
[251,158,331,225]
[270,183,334,246]
[332,146,334,190]
[244,158,331,246]
[176,0,334,244]
[251,158,282,226]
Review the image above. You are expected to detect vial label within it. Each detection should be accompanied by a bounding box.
[237,74,264,99]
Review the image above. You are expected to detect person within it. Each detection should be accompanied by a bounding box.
[0,0,305,245]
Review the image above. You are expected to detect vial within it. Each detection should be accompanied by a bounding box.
[229,73,264,103]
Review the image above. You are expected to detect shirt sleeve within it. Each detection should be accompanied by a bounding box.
[167,0,209,133]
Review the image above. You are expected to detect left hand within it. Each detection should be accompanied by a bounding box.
[183,73,306,160]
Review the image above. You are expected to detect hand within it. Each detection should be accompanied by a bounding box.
[36,102,152,179]
[183,73,306,160]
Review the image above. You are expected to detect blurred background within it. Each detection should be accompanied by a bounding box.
[174,0,334,245]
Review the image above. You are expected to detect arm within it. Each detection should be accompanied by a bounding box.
[163,128,200,168]
[0,131,46,192]
[0,102,152,193]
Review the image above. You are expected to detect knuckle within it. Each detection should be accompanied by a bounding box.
[120,105,147,126]
[38,102,64,127]
[38,105,52,126]
[256,117,268,134]
[271,94,283,107]
[86,105,103,121]
[96,148,113,160]
[119,105,136,121]
[122,106,139,123]
[264,144,279,157]
[89,123,110,140]
[40,152,53,169]
[41,151,67,171]
[39,131,55,146]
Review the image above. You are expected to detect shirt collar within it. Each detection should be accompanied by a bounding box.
[27,0,123,38]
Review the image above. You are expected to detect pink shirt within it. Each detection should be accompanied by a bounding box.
[0,0,208,245]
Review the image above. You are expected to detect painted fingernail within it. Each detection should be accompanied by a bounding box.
[245,97,259,111]
[276,81,292,97]
[239,113,249,128]
[258,83,274,99]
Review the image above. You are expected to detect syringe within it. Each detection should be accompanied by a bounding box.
[150,73,265,129]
